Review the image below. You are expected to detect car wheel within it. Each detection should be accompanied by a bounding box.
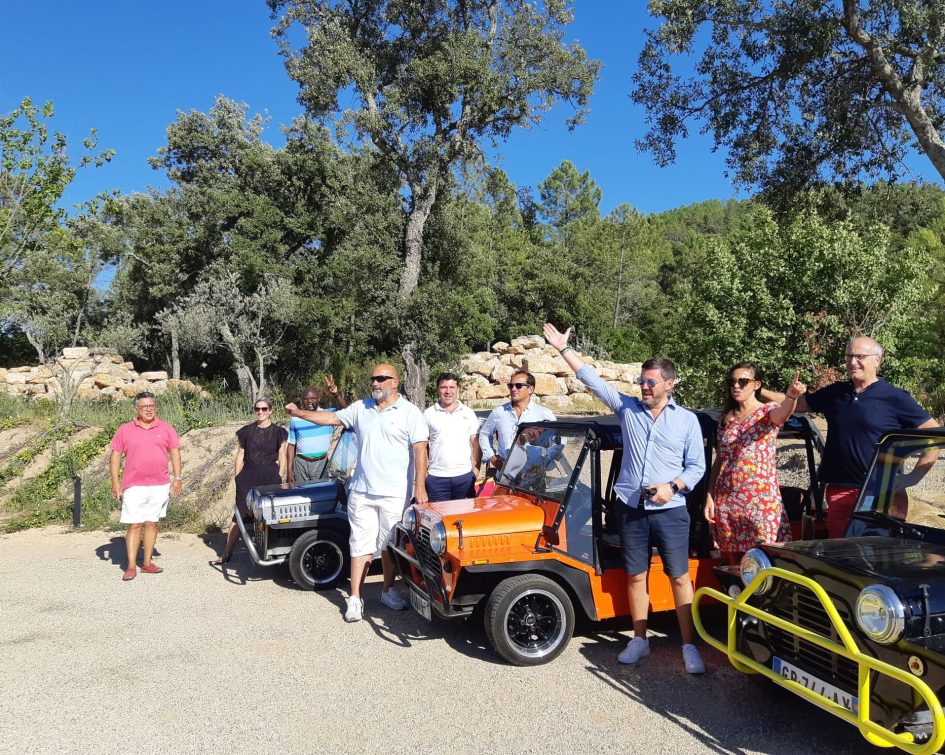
[484,574,575,666]
[288,530,349,591]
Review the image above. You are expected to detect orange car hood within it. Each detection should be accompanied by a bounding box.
[420,494,546,536]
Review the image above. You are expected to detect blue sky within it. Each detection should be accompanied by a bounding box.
[2,1,940,216]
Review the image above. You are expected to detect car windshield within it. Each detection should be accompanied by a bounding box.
[496,426,586,503]
[856,435,945,531]
[325,428,358,481]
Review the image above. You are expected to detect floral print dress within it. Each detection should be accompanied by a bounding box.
[713,402,791,554]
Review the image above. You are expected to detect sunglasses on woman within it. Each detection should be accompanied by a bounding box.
[728,377,757,388]
[253,406,271,413]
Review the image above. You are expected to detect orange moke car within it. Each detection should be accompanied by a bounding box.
[387,412,825,665]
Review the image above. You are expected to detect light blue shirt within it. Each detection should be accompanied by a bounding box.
[478,399,556,460]
[335,396,429,499]
[576,365,705,510]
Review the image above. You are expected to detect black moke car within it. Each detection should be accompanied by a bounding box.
[694,428,945,754]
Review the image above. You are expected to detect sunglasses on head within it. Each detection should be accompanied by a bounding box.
[728,377,756,388]
[634,376,663,388]
[370,375,395,384]
[507,382,531,390]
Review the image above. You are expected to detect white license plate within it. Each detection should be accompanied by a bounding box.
[409,590,432,621]
[772,657,859,714]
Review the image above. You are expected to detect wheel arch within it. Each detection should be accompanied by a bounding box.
[465,560,597,621]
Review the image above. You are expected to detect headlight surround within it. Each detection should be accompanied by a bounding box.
[855,584,905,644]
[401,506,417,530]
[740,548,773,594]
[429,521,448,556]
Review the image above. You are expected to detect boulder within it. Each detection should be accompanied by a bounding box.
[491,341,510,353]
[570,393,600,409]
[565,377,588,394]
[477,383,510,400]
[76,384,100,400]
[9,366,33,373]
[511,335,546,350]
[27,366,54,384]
[533,374,566,396]
[490,364,515,385]
[461,358,493,378]
[539,395,575,413]
[140,371,169,382]
[62,347,90,360]
[93,373,121,389]
[121,362,135,370]
[506,345,526,355]
[5,372,28,385]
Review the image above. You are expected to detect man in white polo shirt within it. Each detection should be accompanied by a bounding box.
[285,363,428,622]
[424,372,481,502]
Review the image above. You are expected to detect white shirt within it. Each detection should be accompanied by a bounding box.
[424,401,479,477]
[335,396,429,500]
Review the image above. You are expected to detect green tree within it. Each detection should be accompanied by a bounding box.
[268,0,600,400]
[634,1,945,198]
[536,159,601,234]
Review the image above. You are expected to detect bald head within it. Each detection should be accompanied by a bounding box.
[846,336,884,360]
[370,363,400,404]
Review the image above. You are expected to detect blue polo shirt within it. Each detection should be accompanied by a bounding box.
[478,399,556,459]
[576,365,705,510]
[806,378,932,486]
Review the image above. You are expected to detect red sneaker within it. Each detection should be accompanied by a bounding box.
[122,567,137,581]
[140,563,164,574]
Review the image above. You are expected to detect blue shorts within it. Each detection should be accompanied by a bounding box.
[617,500,691,578]
[426,471,476,503]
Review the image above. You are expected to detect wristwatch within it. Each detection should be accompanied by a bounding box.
[670,481,680,494]
[173,476,183,481]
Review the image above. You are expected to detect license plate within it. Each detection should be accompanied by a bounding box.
[772,657,858,714]
[409,590,432,621]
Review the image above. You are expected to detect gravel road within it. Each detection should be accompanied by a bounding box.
[1,526,867,755]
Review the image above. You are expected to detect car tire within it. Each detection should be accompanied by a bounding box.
[288,529,349,591]
[484,574,575,666]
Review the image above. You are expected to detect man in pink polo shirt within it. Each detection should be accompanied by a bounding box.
[110,391,183,581]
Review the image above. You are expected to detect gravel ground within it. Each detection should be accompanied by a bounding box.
[1,526,867,755]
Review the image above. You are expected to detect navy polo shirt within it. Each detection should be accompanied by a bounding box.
[806,378,932,486]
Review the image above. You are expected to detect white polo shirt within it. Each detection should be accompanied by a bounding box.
[336,396,429,500]
[424,401,479,477]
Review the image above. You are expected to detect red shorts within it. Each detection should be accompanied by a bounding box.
[825,484,909,538]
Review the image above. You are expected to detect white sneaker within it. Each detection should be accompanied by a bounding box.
[380,587,408,610]
[682,643,705,674]
[617,636,650,664]
[344,595,364,622]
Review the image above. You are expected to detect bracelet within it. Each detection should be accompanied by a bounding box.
[786,392,799,401]
[559,346,573,356]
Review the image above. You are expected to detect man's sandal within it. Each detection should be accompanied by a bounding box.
[140,563,164,574]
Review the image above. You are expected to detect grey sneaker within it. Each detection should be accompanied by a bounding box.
[617,636,650,664]
[682,643,705,674]
[380,587,408,610]
[344,595,364,622]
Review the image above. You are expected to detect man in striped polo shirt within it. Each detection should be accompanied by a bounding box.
[286,377,347,484]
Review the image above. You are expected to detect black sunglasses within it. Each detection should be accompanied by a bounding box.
[253,406,271,412]
[370,375,395,384]
[728,377,756,388]
[507,382,531,390]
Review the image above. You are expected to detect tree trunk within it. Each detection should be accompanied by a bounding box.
[255,346,267,399]
[233,362,258,399]
[401,342,429,406]
[169,329,181,380]
[24,331,46,365]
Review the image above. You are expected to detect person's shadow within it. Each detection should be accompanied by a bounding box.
[577,608,864,754]
[95,536,162,570]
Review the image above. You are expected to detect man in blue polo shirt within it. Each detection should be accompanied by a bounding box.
[478,370,555,476]
[763,336,938,537]
[286,377,347,484]
[544,322,707,674]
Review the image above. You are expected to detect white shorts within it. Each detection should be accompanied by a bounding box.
[347,490,406,558]
[120,484,171,524]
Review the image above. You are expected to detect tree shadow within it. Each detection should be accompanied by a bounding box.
[577,610,864,755]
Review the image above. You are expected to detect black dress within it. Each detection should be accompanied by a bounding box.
[234,423,288,521]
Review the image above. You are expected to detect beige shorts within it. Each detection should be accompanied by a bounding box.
[120,484,171,524]
[347,490,406,558]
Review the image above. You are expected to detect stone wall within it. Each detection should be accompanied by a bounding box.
[0,348,209,402]
[460,335,642,413]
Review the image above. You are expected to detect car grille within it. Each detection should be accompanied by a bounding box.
[767,582,859,692]
[415,525,441,574]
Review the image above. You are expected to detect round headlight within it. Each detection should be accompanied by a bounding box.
[402,506,417,530]
[856,584,905,644]
[740,548,773,594]
[429,521,447,556]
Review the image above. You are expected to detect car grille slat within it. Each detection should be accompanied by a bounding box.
[416,526,441,574]
[768,583,858,691]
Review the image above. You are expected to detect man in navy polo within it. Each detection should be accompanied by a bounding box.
[764,336,938,537]
[543,323,707,674]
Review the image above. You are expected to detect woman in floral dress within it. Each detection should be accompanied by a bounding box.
[704,363,807,564]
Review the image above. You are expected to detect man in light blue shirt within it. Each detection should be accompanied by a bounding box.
[286,363,428,623]
[478,370,556,475]
[544,323,706,674]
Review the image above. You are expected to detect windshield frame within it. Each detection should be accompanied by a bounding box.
[494,423,591,506]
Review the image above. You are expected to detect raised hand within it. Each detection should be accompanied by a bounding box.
[325,374,339,395]
[786,370,807,399]
[542,322,572,352]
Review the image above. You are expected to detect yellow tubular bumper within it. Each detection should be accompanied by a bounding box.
[693,567,945,754]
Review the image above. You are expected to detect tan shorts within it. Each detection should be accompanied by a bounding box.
[120,484,170,524]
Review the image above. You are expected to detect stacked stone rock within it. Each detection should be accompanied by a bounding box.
[459,335,643,413]
[0,347,209,402]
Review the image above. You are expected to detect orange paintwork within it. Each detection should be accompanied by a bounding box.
[409,486,721,620]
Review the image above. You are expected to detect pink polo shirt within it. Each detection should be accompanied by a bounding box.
[111,418,181,490]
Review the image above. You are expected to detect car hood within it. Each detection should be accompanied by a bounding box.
[418,494,545,537]
[773,537,945,583]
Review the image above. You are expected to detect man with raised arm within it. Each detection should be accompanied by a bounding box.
[761,335,938,538]
[543,323,707,674]
[286,363,428,622]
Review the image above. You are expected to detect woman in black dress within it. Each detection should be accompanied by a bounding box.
[213,398,288,565]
